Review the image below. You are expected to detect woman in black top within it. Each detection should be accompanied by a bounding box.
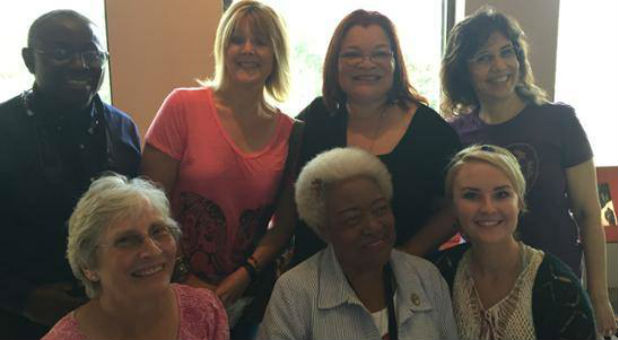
[291,9,461,266]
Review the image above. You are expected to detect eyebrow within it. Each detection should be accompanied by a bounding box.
[341,43,391,50]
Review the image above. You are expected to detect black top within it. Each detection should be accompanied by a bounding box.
[291,97,461,266]
[0,92,141,322]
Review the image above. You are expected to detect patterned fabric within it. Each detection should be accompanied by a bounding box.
[453,244,542,340]
[257,247,457,339]
[145,87,293,283]
[434,243,597,340]
[42,284,229,340]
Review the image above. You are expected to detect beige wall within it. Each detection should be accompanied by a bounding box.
[465,0,560,100]
[105,0,222,139]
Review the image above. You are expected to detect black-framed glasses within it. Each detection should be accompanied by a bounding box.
[33,48,109,68]
[339,49,394,66]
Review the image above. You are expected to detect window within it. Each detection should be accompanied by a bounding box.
[0,1,110,103]
[235,0,445,116]
[555,1,618,166]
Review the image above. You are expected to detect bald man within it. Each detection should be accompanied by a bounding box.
[0,10,140,338]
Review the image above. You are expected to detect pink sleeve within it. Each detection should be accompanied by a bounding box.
[176,284,230,340]
[41,313,85,340]
[145,88,188,160]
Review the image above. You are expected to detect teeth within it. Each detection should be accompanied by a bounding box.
[239,62,258,68]
[476,220,500,227]
[133,265,164,277]
[490,75,508,83]
[354,75,379,80]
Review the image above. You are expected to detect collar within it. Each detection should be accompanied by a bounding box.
[317,246,434,321]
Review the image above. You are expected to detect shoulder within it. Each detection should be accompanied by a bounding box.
[297,97,335,122]
[174,283,223,310]
[276,251,320,291]
[521,102,578,123]
[0,94,26,126]
[391,249,445,285]
[41,312,84,340]
[101,100,136,126]
[432,244,470,288]
[173,284,229,339]
[414,105,460,139]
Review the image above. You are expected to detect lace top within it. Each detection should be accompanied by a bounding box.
[453,244,544,340]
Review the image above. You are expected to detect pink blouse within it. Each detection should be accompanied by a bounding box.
[42,284,229,340]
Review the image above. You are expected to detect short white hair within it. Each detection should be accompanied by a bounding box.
[67,174,180,298]
[295,147,393,240]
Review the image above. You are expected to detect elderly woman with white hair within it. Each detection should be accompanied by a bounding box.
[258,148,457,340]
[43,175,229,340]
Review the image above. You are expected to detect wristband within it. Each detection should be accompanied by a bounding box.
[242,261,258,282]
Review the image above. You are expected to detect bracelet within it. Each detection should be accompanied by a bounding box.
[242,261,258,282]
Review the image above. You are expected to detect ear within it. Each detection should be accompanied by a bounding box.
[82,268,99,282]
[22,48,35,74]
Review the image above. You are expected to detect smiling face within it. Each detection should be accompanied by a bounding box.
[323,176,395,272]
[453,161,521,246]
[224,16,274,89]
[337,24,394,105]
[90,200,177,302]
[467,31,520,105]
[26,15,105,110]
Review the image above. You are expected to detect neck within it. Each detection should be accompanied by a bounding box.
[216,82,266,116]
[341,262,387,312]
[346,98,388,120]
[469,239,521,276]
[31,87,93,115]
[95,287,174,334]
[478,94,526,124]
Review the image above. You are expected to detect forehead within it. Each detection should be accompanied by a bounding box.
[231,13,269,38]
[341,24,390,49]
[455,161,512,188]
[102,202,163,238]
[33,16,101,49]
[477,31,512,52]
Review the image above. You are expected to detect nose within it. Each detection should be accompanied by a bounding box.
[68,52,88,69]
[480,195,497,213]
[363,214,383,235]
[490,55,508,71]
[138,236,163,258]
[241,40,255,54]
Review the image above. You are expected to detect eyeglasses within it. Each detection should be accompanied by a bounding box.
[468,46,517,67]
[33,48,109,68]
[99,223,175,251]
[339,49,393,66]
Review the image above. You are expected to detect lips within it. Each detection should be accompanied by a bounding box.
[352,74,381,81]
[131,263,166,278]
[474,219,503,227]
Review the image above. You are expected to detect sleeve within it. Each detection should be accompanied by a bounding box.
[144,89,188,161]
[427,263,459,340]
[206,291,230,340]
[558,104,593,168]
[41,313,81,340]
[427,111,462,198]
[256,275,309,340]
[532,254,597,340]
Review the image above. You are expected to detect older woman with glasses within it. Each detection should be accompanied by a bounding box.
[291,9,461,268]
[258,148,457,340]
[441,8,617,336]
[435,145,596,340]
[43,175,228,340]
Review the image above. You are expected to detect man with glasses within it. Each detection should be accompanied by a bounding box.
[0,10,140,338]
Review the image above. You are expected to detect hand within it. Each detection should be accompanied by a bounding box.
[214,267,251,306]
[592,298,618,338]
[23,283,86,326]
[184,273,218,291]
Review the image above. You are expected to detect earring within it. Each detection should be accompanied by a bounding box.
[83,269,99,282]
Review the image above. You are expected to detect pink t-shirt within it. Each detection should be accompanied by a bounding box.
[145,87,293,282]
[42,284,229,340]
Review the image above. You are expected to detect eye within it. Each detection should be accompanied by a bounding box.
[494,189,512,200]
[229,35,244,45]
[371,50,392,60]
[339,50,362,59]
[49,48,71,61]
[253,36,268,47]
[151,224,171,240]
[114,234,142,249]
[500,47,516,58]
[474,53,492,64]
[461,191,479,200]
[372,203,390,217]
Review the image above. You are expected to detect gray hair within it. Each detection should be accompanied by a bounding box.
[295,148,393,240]
[67,174,181,298]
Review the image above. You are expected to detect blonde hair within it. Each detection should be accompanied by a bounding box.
[67,174,180,298]
[207,0,290,102]
[295,147,393,241]
[445,144,527,211]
